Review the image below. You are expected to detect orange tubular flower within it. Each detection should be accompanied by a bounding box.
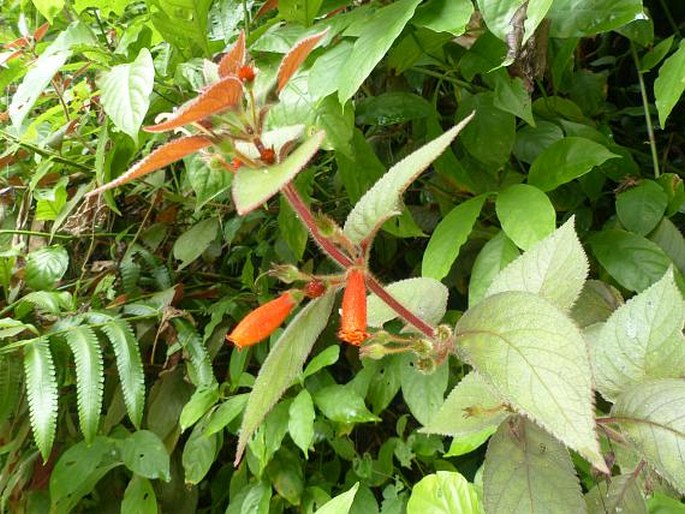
[338,268,368,346]
[226,291,297,349]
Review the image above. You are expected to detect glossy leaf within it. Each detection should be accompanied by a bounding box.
[121,475,157,514]
[612,379,685,494]
[218,30,246,78]
[25,246,69,290]
[547,0,646,38]
[469,231,520,308]
[528,137,619,191]
[301,345,339,379]
[496,184,555,251]
[86,136,213,197]
[366,278,448,328]
[288,390,315,456]
[407,471,480,514]
[277,29,329,93]
[640,35,674,72]
[144,75,243,132]
[235,292,335,464]
[117,430,170,481]
[616,180,668,236]
[344,115,473,244]
[455,291,606,471]
[483,417,585,513]
[24,338,58,462]
[654,40,685,128]
[315,483,359,514]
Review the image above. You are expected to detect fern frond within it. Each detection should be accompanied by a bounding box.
[119,253,141,294]
[100,319,145,428]
[0,354,21,423]
[20,291,72,315]
[65,325,104,444]
[23,338,58,461]
[172,319,216,389]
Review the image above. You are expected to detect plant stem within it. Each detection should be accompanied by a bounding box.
[631,43,660,179]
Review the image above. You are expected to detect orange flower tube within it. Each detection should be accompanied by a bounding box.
[226,291,297,349]
[338,268,368,346]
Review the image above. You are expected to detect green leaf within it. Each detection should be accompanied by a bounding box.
[654,40,685,128]
[483,417,585,513]
[146,0,212,57]
[421,371,508,439]
[65,325,104,444]
[570,280,624,328]
[302,345,340,380]
[31,0,65,23]
[514,121,564,164]
[366,278,448,328]
[485,218,588,312]
[0,319,38,339]
[616,181,668,236]
[528,137,619,192]
[0,355,21,424]
[477,0,553,45]
[640,35,674,72]
[179,385,219,432]
[232,131,325,215]
[182,418,219,485]
[496,184,555,251]
[493,74,535,126]
[356,92,432,126]
[589,229,672,292]
[445,426,498,457]
[650,218,685,274]
[406,470,480,514]
[204,393,248,436]
[401,359,448,426]
[20,291,72,314]
[315,483,359,514]
[590,269,685,402]
[98,48,154,141]
[74,0,129,16]
[172,319,215,388]
[313,384,380,424]
[455,291,605,471]
[422,196,485,280]
[173,218,219,271]
[612,379,685,494]
[344,115,474,244]
[547,0,646,38]
[469,232,520,308]
[117,430,170,481]
[412,0,473,35]
[121,475,157,514]
[35,180,67,221]
[585,474,647,514]
[24,338,58,462]
[25,246,69,290]
[288,389,315,457]
[101,319,145,428]
[459,93,516,168]
[187,154,232,211]
[337,0,422,103]
[279,0,323,27]
[236,292,335,464]
[309,41,354,100]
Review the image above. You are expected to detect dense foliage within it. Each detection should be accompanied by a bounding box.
[1,0,685,512]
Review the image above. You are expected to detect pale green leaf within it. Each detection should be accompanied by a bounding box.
[445,426,498,457]
[547,0,646,38]
[338,0,421,103]
[0,319,38,339]
[31,0,65,23]
[528,137,619,192]
[485,218,588,312]
[344,115,474,244]
[468,231,519,308]
[25,246,69,290]
[288,389,315,457]
[422,196,485,280]
[65,325,104,444]
[24,338,58,462]
[407,471,480,514]
[483,417,585,513]
[20,291,72,314]
[496,184,555,251]
[654,40,685,128]
[585,474,647,514]
[98,48,155,141]
[236,292,335,464]
[455,291,605,471]
[476,0,553,45]
[121,475,157,514]
[366,278,448,329]
[173,218,219,271]
[401,359,448,426]
[309,41,353,100]
[74,0,129,16]
[232,131,325,215]
[612,379,685,494]
[117,430,170,481]
[590,269,685,402]
[315,483,359,514]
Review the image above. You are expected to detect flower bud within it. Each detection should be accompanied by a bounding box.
[238,64,256,83]
[337,268,368,346]
[226,291,297,349]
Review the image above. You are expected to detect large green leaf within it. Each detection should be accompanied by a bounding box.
[98,48,155,141]
[24,338,58,462]
[406,471,480,514]
[528,137,619,191]
[468,231,520,308]
[484,218,588,312]
[612,379,685,494]
[455,291,605,471]
[146,0,212,56]
[654,40,685,128]
[483,417,585,513]
[585,474,647,514]
[547,0,646,38]
[235,292,335,464]
[65,325,104,444]
[412,0,473,35]
[25,246,69,291]
[366,277,448,328]
[343,115,473,244]
[616,180,668,236]
[590,269,685,402]
[337,0,421,103]
[232,131,325,215]
[496,184,555,251]
[422,196,485,280]
[313,384,380,424]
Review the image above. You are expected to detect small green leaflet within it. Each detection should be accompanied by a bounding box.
[495,184,555,251]
[654,39,685,128]
[31,0,65,23]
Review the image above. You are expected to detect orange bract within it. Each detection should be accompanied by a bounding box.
[226,291,297,349]
[338,268,368,346]
[276,28,329,93]
[218,31,246,78]
[144,75,244,133]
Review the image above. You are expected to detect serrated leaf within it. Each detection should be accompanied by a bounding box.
[24,338,58,461]
[315,482,359,514]
[117,430,170,481]
[496,184,555,250]
[218,30,246,78]
[121,475,157,514]
[98,48,155,141]
[20,291,72,314]
[654,40,685,128]
[343,115,474,244]
[172,319,216,388]
[585,473,647,514]
[590,269,685,402]
[235,292,335,464]
[421,371,508,438]
[86,135,213,197]
[455,291,605,471]
[483,417,585,513]
[421,196,485,280]
[25,246,69,291]
[173,218,219,270]
[232,131,325,215]
[612,379,685,494]
[366,278,448,329]
[100,319,145,428]
[528,137,619,192]
[65,325,104,444]
[288,389,315,457]
[485,218,588,312]
[277,29,329,92]
[407,470,480,514]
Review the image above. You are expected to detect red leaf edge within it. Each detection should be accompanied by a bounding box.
[218,31,246,78]
[276,28,329,93]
